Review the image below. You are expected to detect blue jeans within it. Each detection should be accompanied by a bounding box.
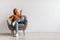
[15,17,24,33]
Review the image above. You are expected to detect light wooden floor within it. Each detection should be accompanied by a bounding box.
[0,32,60,40]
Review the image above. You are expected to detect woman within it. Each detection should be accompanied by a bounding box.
[9,8,24,37]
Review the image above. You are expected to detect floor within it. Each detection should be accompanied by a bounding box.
[0,32,60,40]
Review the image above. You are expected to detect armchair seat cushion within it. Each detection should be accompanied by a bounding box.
[18,24,24,27]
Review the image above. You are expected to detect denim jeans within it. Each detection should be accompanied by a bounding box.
[15,17,24,33]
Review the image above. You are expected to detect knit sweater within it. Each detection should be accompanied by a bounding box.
[9,13,22,21]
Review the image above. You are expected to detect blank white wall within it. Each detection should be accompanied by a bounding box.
[0,0,60,32]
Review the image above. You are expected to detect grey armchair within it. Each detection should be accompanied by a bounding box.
[7,15,27,36]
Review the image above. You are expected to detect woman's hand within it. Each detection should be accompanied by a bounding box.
[20,10,22,13]
[20,10,23,18]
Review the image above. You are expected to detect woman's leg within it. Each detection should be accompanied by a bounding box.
[15,17,24,30]
[15,22,18,33]
[15,17,24,36]
[18,17,24,23]
[15,22,19,36]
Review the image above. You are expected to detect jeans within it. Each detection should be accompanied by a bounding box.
[15,17,24,33]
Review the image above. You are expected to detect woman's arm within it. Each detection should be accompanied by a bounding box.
[20,10,23,18]
[20,10,22,16]
[9,15,14,21]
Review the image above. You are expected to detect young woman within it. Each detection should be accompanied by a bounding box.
[9,8,24,37]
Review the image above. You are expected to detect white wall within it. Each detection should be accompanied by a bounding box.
[0,0,60,33]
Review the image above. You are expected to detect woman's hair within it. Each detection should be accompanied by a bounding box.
[13,8,17,15]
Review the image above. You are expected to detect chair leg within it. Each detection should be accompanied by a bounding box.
[11,30,14,36]
[23,30,25,36]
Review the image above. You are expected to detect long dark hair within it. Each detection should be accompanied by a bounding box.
[13,8,17,15]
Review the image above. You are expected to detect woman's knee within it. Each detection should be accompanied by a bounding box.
[15,22,18,26]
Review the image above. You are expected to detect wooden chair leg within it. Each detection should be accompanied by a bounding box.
[23,30,25,36]
[11,30,14,36]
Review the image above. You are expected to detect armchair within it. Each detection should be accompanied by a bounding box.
[7,15,27,36]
